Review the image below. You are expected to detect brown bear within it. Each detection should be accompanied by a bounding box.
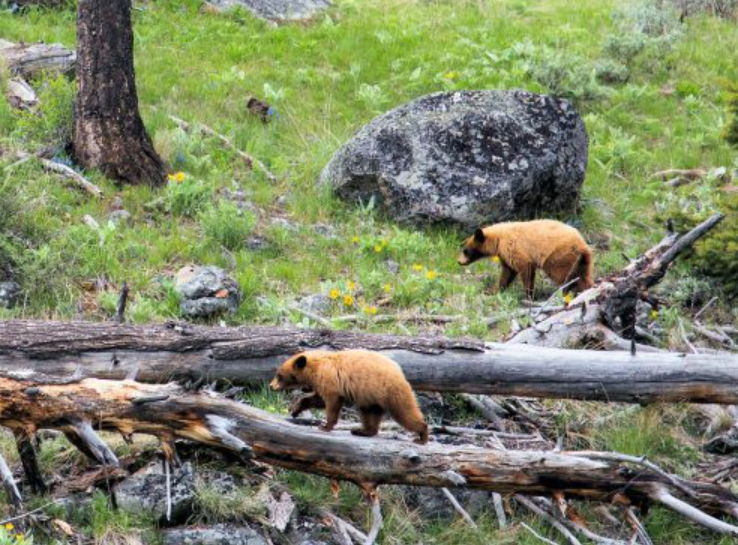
[270,349,429,444]
[458,219,594,299]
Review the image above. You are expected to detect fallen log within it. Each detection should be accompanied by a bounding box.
[0,39,76,79]
[0,373,737,537]
[2,320,738,404]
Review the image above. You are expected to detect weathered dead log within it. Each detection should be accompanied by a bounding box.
[0,373,737,535]
[0,39,76,79]
[2,320,738,404]
[6,78,38,110]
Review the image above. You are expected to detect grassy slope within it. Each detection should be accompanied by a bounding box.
[0,0,737,542]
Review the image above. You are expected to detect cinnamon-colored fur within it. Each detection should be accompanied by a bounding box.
[458,219,594,298]
[270,350,429,444]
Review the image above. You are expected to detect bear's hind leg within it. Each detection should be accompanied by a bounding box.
[352,406,384,437]
[390,405,429,444]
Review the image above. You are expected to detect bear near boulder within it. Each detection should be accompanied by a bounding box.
[458,219,594,299]
[270,350,429,444]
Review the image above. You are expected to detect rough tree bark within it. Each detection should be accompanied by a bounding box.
[1,373,738,537]
[2,320,738,404]
[73,0,165,186]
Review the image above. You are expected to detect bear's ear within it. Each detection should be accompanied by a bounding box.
[474,228,486,244]
[294,355,307,370]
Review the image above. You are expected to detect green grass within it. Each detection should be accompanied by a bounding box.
[1,0,738,542]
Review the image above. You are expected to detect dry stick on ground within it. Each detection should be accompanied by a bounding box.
[14,152,103,198]
[169,115,277,183]
[1,376,737,537]
[515,495,582,545]
[0,453,22,509]
[520,522,560,545]
[537,497,628,545]
[441,488,479,530]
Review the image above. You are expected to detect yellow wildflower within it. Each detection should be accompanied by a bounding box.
[374,244,383,253]
[650,309,659,319]
[167,174,175,182]
[352,236,359,244]
[370,306,378,315]
[383,283,392,293]
[329,288,340,300]
[563,293,573,305]
[443,71,459,80]
[492,256,500,264]
[426,270,437,281]
[174,171,185,182]
[347,281,356,291]
[343,295,355,306]
[5,523,12,530]
[412,264,424,272]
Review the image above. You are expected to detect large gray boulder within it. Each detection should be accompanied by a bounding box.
[205,0,330,21]
[321,90,588,229]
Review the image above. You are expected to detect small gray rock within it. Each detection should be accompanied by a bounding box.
[321,90,588,229]
[204,0,330,21]
[108,209,132,226]
[296,294,332,316]
[385,260,400,275]
[115,461,236,522]
[162,524,268,545]
[271,217,299,232]
[313,223,337,239]
[246,235,272,251]
[175,266,242,318]
[401,486,495,520]
[0,282,21,309]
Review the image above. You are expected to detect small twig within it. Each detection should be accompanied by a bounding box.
[520,522,560,545]
[694,322,737,349]
[288,305,331,327]
[623,507,654,545]
[537,497,627,545]
[318,509,367,544]
[0,498,65,526]
[363,487,383,545]
[461,394,506,431]
[164,457,172,522]
[534,277,579,319]
[441,488,479,529]
[678,319,699,354]
[493,493,508,528]
[115,281,129,324]
[170,115,277,183]
[0,452,22,508]
[695,296,718,320]
[515,495,582,545]
[16,152,103,198]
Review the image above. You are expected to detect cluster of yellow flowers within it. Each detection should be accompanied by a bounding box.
[363,304,378,315]
[329,282,358,307]
[167,172,186,183]
[411,264,438,281]
[0,523,27,544]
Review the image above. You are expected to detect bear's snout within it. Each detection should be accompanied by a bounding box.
[457,253,470,266]
[269,378,283,391]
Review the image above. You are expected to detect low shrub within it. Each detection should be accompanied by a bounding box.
[199,200,256,251]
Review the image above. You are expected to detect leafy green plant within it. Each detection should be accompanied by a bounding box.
[199,200,256,251]
[13,74,75,150]
[725,83,738,147]
[163,174,212,217]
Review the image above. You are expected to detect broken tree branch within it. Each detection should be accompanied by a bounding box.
[15,152,103,198]
[169,115,277,183]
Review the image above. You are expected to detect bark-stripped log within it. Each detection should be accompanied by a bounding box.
[1,320,738,404]
[0,373,737,533]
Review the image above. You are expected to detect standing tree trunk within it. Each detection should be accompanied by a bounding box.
[73,0,165,186]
